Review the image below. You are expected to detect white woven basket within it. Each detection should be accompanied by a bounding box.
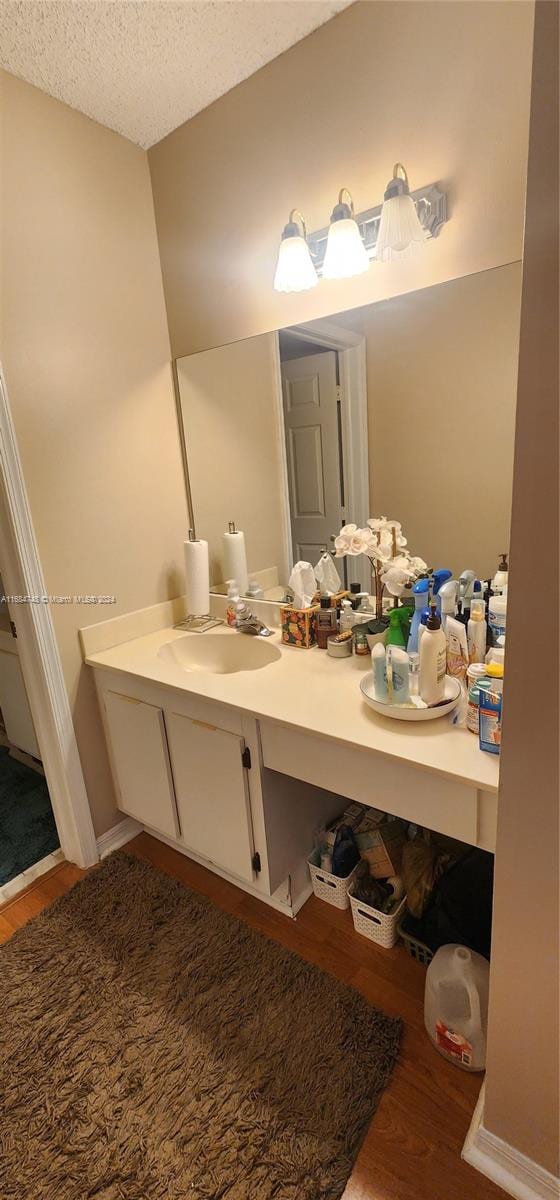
[348,885,407,949]
[307,850,360,910]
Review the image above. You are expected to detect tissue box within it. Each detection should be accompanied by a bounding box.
[280,604,319,648]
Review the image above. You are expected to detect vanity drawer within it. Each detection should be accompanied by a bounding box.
[259,721,479,845]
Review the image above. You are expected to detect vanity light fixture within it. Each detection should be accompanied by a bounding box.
[376,163,428,261]
[273,209,318,293]
[274,174,447,286]
[322,188,370,280]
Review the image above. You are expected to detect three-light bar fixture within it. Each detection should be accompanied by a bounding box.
[273,164,447,293]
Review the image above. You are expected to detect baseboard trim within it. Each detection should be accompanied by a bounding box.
[463,1084,560,1200]
[97,817,143,859]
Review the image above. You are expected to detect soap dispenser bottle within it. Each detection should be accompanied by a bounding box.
[492,553,509,595]
[226,580,240,626]
[407,577,430,654]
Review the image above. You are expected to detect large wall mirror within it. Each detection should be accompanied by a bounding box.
[176,264,521,602]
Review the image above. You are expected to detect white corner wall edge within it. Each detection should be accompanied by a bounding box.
[462,1084,560,1200]
[97,816,144,859]
[0,365,99,869]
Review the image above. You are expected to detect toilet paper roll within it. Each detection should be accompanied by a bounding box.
[184,537,210,616]
[222,527,248,596]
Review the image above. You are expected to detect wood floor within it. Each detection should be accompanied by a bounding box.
[0,832,505,1200]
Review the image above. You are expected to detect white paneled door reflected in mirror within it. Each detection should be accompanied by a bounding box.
[175,263,521,604]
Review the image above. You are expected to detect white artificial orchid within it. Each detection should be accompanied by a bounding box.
[335,516,428,619]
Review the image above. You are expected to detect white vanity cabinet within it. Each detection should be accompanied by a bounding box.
[165,712,255,883]
[102,691,180,840]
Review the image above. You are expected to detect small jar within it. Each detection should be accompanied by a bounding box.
[353,625,370,656]
[466,663,490,734]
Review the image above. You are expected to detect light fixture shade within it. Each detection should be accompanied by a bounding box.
[376,165,427,261]
[273,232,317,293]
[322,217,369,280]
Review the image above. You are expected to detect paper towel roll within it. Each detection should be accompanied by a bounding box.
[222,525,248,596]
[184,536,210,616]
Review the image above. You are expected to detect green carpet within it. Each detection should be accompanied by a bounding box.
[0,746,59,886]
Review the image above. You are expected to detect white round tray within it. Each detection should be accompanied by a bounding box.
[360,672,461,721]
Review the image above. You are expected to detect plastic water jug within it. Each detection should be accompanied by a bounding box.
[424,944,490,1071]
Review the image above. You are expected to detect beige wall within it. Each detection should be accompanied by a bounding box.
[149,1,533,359]
[341,265,522,579]
[483,0,559,1176]
[0,72,188,836]
[176,334,287,587]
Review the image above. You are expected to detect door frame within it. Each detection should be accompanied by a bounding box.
[0,365,98,868]
[274,319,370,588]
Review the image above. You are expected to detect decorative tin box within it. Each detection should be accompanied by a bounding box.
[280,604,319,648]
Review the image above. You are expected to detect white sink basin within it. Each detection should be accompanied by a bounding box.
[158,633,282,674]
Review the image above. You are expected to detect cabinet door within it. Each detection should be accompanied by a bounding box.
[103,691,180,839]
[0,649,40,758]
[166,712,255,882]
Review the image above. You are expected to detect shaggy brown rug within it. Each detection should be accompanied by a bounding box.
[0,852,401,1199]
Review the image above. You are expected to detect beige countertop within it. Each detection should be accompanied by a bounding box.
[85,623,499,794]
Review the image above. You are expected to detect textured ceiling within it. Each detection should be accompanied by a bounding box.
[0,0,353,148]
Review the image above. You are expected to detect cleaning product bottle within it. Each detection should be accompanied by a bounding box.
[488,591,507,644]
[419,604,447,704]
[439,579,458,633]
[424,944,490,1071]
[458,570,476,621]
[387,606,413,648]
[492,553,509,594]
[432,569,452,611]
[407,577,430,653]
[478,663,504,754]
[467,599,487,664]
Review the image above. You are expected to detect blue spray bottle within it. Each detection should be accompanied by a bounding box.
[432,569,452,612]
[407,577,430,653]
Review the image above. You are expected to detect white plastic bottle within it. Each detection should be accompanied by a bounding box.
[488,591,507,643]
[424,944,490,1071]
[467,599,487,664]
[419,605,447,704]
[339,598,355,633]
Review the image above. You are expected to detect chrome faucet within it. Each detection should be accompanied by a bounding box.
[235,600,272,637]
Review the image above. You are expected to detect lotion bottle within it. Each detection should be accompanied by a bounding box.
[419,604,447,705]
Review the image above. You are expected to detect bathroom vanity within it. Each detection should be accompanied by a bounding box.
[82,603,499,918]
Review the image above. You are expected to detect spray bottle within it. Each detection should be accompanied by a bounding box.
[407,578,430,654]
[439,579,458,633]
[387,606,413,648]
[457,570,476,624]
[432,569,453,611]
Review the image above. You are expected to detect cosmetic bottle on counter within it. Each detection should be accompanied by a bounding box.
[339,598,355,633]
[468,600,487,664]
[419,605,447,705]
[316,596,337,648]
